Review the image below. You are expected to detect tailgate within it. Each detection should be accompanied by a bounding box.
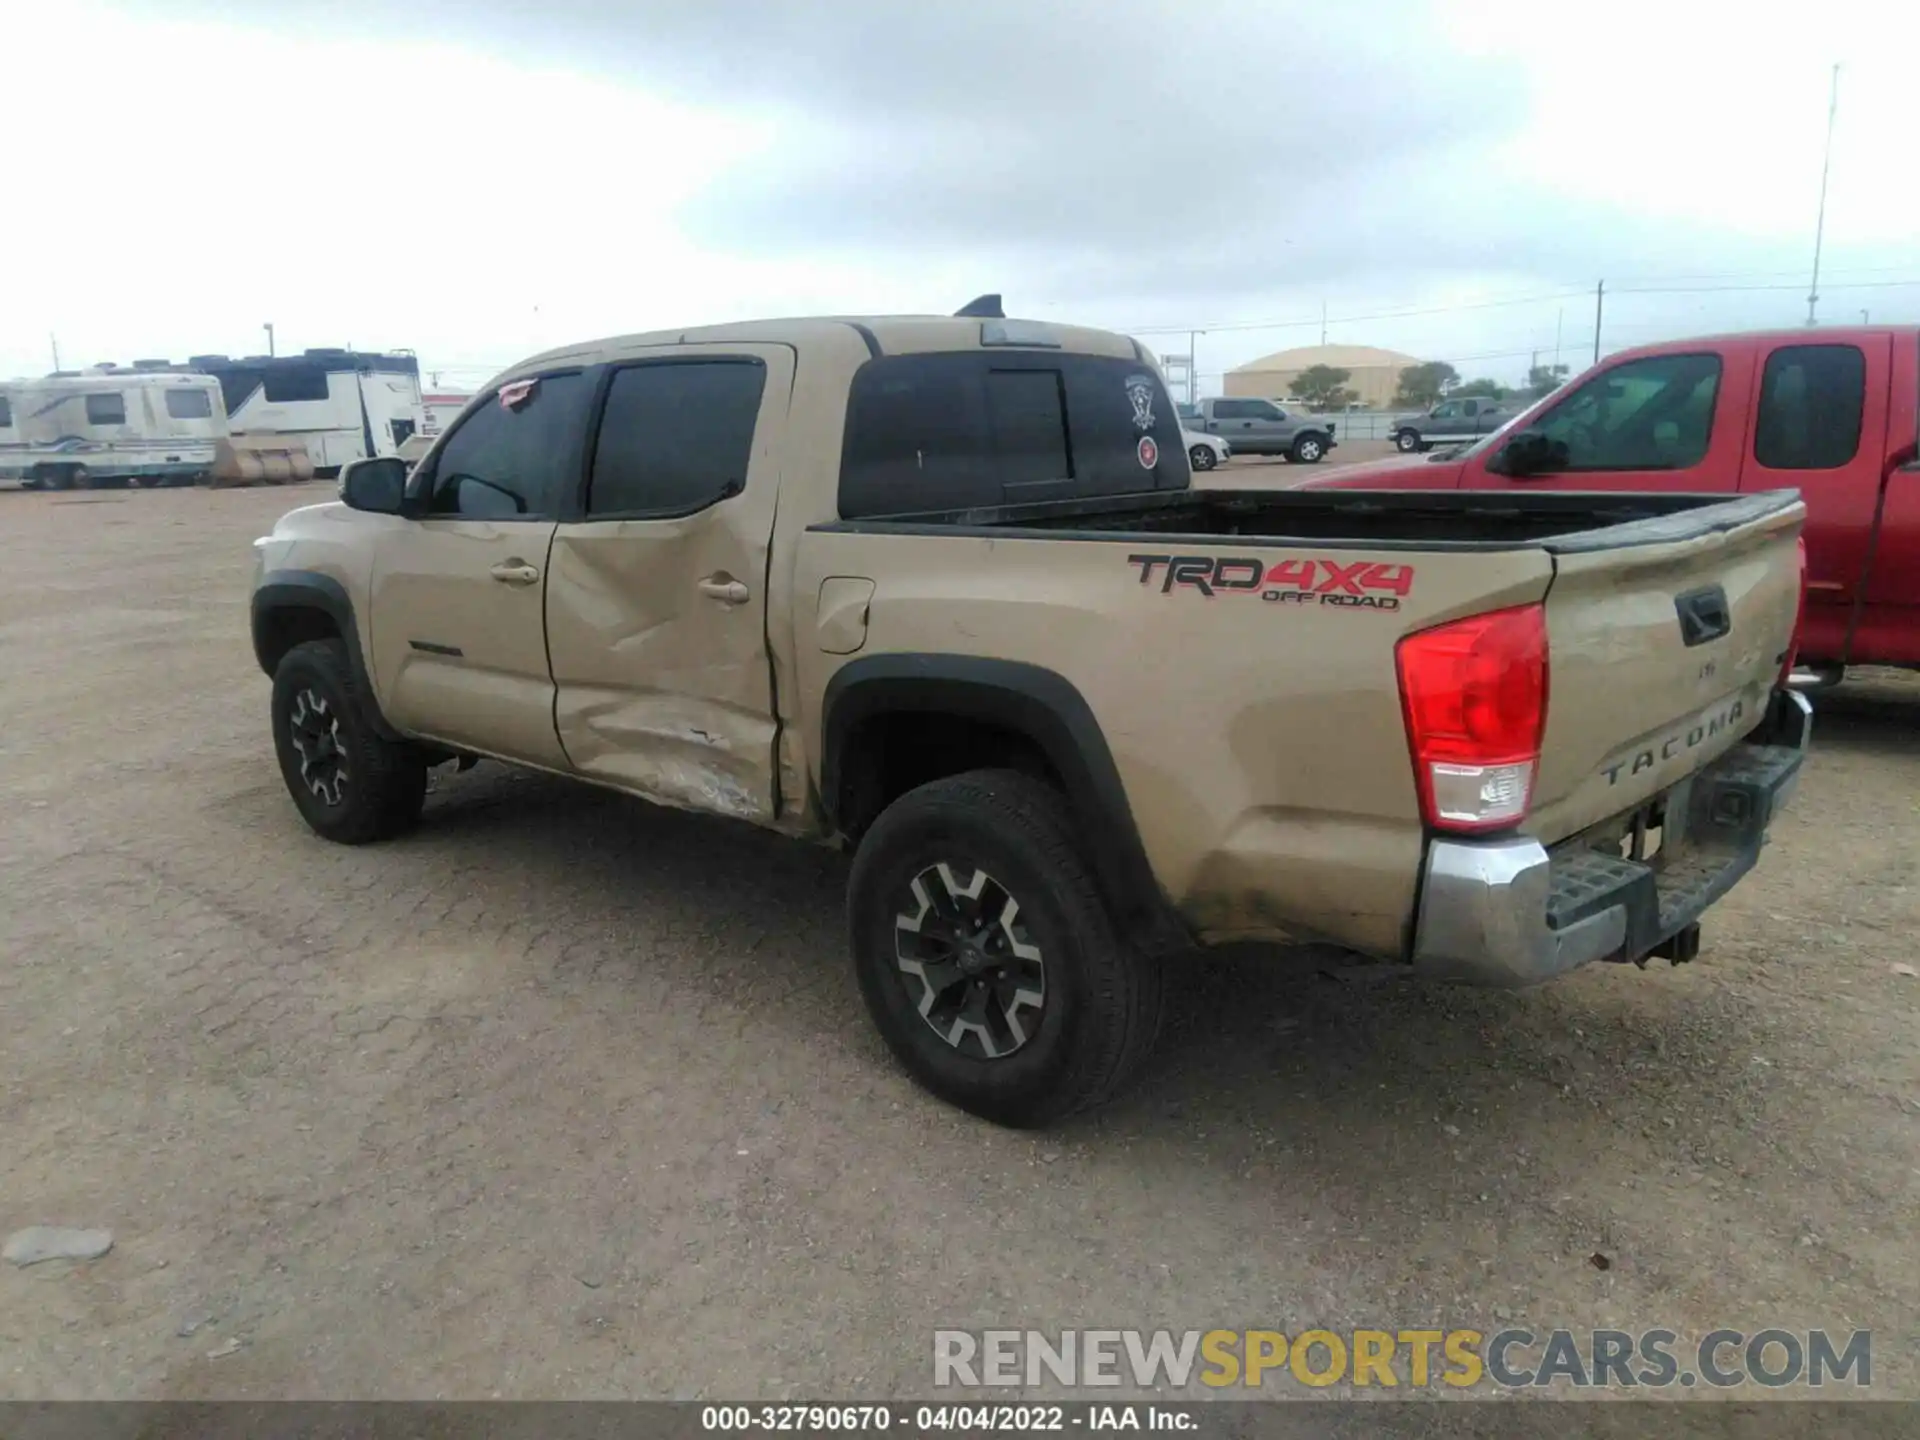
[1528,492,1806,843]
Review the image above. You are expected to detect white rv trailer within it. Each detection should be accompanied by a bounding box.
[0,368,227,489]
[172,349,427,476]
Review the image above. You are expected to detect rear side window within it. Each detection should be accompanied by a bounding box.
[424,372,589,520]
[1755,344,1865,470]
[165,388,214,420]
[588,360,766,518]
[85,393,126,426]
[838,353,1183,517]
[1211,399,1252,419]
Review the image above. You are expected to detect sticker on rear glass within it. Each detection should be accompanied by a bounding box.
[1124,373,1157,434]
[1137,435,1159,469]
[498,379,538,410]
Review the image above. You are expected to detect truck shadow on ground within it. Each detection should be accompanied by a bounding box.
[1805,676,1920,762]
[409,766,1779,1163]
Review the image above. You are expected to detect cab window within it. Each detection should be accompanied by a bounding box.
[587,359,767,518]
[423,372,589,520]
[85,393,127,426]
[838,352,1183,517]
[1534,352,1722,471]
[1754,344,1865,470]
[165,388,214,420]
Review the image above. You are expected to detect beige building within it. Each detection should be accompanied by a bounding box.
[1224,343,1425,410]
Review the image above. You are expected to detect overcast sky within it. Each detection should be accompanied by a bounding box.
[4,0,1916,392]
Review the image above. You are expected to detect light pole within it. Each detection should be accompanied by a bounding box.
[1187,329,1206,404]
[263,323,276,357]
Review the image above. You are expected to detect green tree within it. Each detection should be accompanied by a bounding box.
[1286,364,1359,412]
[1453,377,1510,400]
[1393,361,1458,409]
[1524,363,1571,399]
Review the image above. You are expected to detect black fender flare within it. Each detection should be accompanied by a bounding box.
[251,569,401,740]
[821,654,1187,949]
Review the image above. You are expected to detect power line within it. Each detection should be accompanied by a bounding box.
[1613,277,1920,296]
[1126,277,1918,344]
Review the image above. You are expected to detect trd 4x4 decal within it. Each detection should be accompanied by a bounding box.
[1128,553,1414,610]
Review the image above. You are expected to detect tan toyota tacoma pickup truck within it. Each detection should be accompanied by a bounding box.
[250,301,1814,1126]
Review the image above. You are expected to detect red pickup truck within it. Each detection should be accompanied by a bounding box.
[1309,326,1920,684]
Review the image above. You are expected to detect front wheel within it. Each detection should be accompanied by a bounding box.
[847,770,1163,1128]
[1188,444,1217,472]
[1395,429,1422,453]
[1290,434,1327,463]
[271,638,428,844]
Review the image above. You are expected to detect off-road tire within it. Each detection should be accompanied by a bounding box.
[271,638,427,844]
[847,769,1163,1128]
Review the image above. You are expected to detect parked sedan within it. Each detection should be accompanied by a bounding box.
[1183,428,1231,472]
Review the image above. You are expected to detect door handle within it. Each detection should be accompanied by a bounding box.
[490,559,541,586]
[697,577,750,605]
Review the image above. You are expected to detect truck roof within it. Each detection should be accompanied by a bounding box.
[1610,323,1919,363]
[503,315,1149,382]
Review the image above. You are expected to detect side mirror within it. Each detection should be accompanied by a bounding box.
[1495,428,1568,478]
[340,456,407,514]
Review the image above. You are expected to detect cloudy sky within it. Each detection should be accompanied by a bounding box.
[4,0,1916,392]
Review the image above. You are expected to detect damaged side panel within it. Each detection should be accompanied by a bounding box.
[543,340,797,826]
[554,684,774,820]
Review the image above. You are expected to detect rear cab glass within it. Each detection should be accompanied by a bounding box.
[838,352,1187,518]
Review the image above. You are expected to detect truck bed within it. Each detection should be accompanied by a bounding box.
[816,486,1799,553]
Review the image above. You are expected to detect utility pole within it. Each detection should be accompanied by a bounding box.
[1553,309,1564,372]
[1320,300,1328,347]
[1187,329,1204,404]
[49,333,61,371]
[263,322,276,357]
[1807,63,1840,326]
[1860,310,1870,325]
[1592,280,1605,365]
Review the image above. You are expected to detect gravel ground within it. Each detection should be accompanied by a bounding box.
[1,482,1915,1405]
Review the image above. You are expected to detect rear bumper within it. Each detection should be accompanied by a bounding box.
[1409,690,1812,988]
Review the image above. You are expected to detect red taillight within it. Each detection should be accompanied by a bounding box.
[1396,604,1550,833]
[1780,537,1808,687]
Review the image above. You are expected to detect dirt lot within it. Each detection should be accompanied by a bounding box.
[2,482,1917,1403]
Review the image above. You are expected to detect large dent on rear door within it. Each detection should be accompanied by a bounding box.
[559,683,769,820]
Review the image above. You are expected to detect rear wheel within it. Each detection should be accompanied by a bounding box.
[39,466,71,492]
[271,638,427,844]
[848,770,1163,1128]
[1188,444,1217,472]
